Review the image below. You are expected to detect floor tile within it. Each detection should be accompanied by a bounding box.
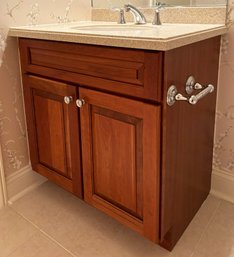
[10,182,228,257]
[7,232,74,257]
[11,182,170,257]
[0,207,37,257]
[191,200,234,257]
[170,195,221,257]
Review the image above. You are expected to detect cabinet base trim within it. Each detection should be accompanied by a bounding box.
[7,164,47,204]
[211,168,234,203]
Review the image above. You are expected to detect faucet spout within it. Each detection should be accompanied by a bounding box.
[124,4,146,24]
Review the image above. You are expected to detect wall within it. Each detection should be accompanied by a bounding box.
[214,1,234,174]
[0,0,91,199]
[211,0,234,202]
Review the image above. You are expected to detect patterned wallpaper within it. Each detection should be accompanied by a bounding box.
[213,0,234,174]
[0,0,91,177]
[0,1,233,179]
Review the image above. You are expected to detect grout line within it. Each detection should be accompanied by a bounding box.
[9,206,78,257]
[189,199,222,257]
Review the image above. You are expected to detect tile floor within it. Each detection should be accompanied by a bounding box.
[1,181,234,257]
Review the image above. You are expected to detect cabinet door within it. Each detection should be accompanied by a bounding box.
[23,75,82,197]
[79,88,161,242]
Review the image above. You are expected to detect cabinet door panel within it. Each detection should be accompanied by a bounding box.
[79,88,160,242]
[23,75,82,197]
[92,107,143,219]
[34,93,68,176]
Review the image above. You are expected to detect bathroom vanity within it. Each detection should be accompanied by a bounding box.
[9,21,226,250]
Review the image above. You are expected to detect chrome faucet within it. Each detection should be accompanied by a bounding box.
[152,2,165,25]
[112,7,126,24]
[152,9,162,25]
[124,4,146,24]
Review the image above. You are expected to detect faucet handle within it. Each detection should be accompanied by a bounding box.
[111,7,126,24]
[152,3,165,25]
[152,10,161,25]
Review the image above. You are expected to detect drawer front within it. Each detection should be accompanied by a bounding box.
[19,39,162,101]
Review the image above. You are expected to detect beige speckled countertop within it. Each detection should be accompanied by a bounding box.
[9,21,227,51]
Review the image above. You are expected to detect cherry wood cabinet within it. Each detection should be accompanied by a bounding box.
[18,36,221,250]
[22,75,83,197]
[79,88,160,242]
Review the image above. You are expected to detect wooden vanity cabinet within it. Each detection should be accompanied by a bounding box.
[19,36,221,250]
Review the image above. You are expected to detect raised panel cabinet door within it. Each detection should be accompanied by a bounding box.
[22,75,82,197]
[79,88,161,242]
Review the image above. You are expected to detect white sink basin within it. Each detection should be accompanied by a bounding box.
[72,24,156,31]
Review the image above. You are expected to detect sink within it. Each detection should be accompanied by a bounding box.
[72,24,155,32]
[65,22,225,41]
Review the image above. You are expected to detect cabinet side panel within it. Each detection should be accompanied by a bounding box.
[161,37,221,250]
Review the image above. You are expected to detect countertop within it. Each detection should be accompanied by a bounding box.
[9,21,227,51]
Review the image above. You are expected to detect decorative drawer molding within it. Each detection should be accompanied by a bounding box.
[19,39,162,102]
[211,168,234,203]
[6,164,47,204]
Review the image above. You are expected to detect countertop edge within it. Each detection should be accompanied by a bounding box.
[8,26,227,51]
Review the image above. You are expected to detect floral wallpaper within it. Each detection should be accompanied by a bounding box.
[0,0,233,181]
[0,0,91,177]
[213,0,234,174]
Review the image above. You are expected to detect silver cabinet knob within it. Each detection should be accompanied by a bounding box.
[76,99,85,108]
[64,96,73,104]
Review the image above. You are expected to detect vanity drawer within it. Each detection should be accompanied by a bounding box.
[19,39,162,101]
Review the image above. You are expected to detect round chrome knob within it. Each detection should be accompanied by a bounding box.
[64,96,73,104]
[76,99,85,108]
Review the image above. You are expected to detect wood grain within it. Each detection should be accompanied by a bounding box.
[22,75,83,197]
[79,87,161,242]
[18,37,221,250]
[19,38,162,102]
[160,36,221,250]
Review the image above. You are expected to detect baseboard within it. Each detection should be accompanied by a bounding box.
[211,168,234,203]
[6,165,234,205]
[0,146,7,209]
[6,164,47,204]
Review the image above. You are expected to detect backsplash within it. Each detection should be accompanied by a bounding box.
[92,0,227,7]
[0,0,91,177]
[0,0,233,180]
[91,7,226,24]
